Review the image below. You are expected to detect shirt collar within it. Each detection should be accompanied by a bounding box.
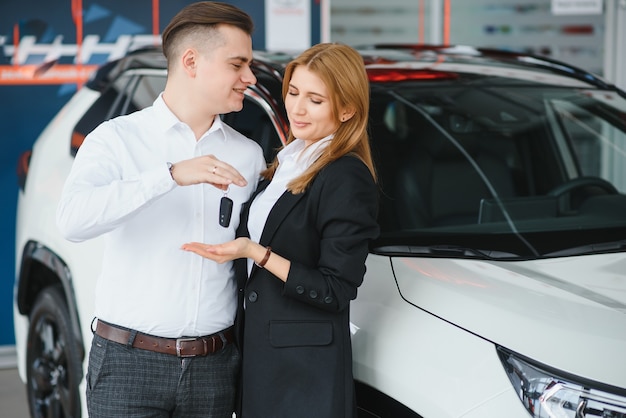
[153,94,180,131]
[278,134,333,167]
[153,94,223,139]
[205,115,225,135]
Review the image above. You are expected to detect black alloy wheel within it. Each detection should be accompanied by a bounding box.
[26,285,82,418]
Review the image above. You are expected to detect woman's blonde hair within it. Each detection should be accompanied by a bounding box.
[262,43,376,193]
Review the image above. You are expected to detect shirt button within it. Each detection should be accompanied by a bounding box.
[296,286,305,295]
[248,291,258,303]
[324,296,333,304]
[309,290,318,299]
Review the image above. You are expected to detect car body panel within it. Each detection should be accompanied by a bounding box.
[391,254,626,388]
[352,255,531,417]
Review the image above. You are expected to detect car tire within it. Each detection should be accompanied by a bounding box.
[26,285,82,418]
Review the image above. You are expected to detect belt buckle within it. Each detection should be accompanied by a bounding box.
[176,337,199,358]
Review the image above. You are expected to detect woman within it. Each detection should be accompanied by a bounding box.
[182,43,379,418]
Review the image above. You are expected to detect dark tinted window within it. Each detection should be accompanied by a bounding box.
[71,72,166,155]
[222,67,287,166]
[369,82,626,258]
[222,98,284,164]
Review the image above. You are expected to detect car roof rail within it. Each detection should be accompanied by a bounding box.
[85,46,165,92]
[358,43,623,97]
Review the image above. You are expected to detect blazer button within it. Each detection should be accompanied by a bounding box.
[309,290,318,299]
[296,286,305,295]
[248,291,258,303]
[324,296,333,304]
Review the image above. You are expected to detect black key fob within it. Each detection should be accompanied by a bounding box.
[219,196,233,227]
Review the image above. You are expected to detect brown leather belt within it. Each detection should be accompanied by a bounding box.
[95,320,234,357]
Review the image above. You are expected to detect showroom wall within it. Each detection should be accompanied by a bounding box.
[330,0,605,76]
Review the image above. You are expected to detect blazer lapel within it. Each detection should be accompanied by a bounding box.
[259,190,305,245]
[248,187,306,277]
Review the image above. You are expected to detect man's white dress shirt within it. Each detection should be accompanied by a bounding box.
[57,95,265,338]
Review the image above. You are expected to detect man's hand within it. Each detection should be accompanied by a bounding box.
[170,155,247,190]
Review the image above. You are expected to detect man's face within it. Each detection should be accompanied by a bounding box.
[195,25,256,116]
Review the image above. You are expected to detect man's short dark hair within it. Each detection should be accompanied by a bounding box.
[161,1,254,61]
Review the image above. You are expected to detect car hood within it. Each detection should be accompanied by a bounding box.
[391,252,626,388]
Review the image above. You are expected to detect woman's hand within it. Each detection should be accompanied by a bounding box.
[182,238,291,282]
[181,237,252,263]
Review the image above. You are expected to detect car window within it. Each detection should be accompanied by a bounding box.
[70,66,287,164]
[71,72,166,155]
[369,82,626,258]
[550,94,626,191]
[222,89,286,164]
[222,99,284,164]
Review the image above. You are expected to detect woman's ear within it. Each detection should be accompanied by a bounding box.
[340,107,356,122]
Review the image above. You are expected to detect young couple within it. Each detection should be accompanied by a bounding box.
[57,2,378,417]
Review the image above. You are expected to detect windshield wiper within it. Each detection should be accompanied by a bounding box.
[372,244,520,260]
[544,239,626,257]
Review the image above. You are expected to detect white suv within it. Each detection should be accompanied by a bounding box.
[14,46,626,418]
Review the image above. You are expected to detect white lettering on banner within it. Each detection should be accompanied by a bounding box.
[551,0,603,15]
[0,34,161,65]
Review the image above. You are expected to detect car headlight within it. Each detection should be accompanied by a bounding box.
[497,346,626,417]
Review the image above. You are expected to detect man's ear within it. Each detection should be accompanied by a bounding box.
[181,48,197,77]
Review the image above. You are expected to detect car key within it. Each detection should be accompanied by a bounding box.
[219,190,233,228]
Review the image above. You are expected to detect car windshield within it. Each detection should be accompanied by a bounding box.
[370,80,626,260]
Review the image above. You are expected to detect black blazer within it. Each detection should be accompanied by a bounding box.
[234,155,379,418]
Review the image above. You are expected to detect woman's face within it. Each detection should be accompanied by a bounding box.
[284,66,340,146]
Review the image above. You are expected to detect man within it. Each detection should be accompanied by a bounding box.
[56,2,265,417]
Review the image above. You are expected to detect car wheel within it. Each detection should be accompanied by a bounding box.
[26,285,82,418]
